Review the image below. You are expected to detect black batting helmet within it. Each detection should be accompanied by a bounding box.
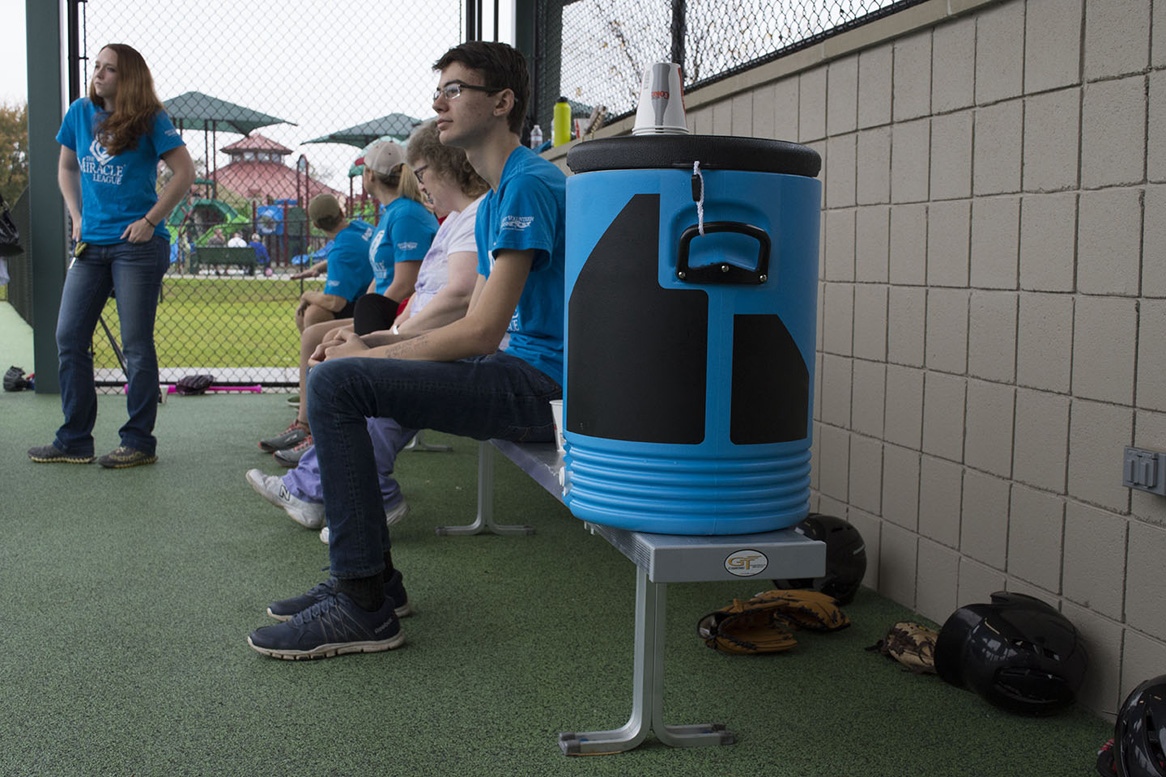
[771,513,866,605]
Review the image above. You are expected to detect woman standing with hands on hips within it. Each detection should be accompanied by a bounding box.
[28,43,195,469]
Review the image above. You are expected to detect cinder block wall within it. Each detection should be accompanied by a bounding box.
[560,0,1166,718]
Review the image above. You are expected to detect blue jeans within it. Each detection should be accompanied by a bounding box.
[284,417,416,508]
[307,352,561,579]
[54,236,170,456]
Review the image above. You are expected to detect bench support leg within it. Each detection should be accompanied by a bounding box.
[558,569,736,755]
[435,441,535,536]
[404,430,452,452]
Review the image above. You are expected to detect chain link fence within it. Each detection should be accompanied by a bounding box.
[26,0,926,390]
[532,0,925,135]
[74,0,463,388]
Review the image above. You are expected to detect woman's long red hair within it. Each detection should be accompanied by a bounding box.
[89,43,165,156]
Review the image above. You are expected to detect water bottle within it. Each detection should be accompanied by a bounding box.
[553,97,572,146]
[530,124,543,149]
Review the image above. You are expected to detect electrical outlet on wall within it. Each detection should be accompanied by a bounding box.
[1123,447,1166,496]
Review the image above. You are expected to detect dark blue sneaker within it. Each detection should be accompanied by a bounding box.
[248,592,404,660]
[28,443,94,464]
[265,569,411,621]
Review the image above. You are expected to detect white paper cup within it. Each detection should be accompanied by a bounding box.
[632,62,688,136]
[549,399,565,453]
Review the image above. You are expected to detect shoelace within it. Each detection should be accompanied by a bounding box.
[290,593,374,639]
[291,593,339,626]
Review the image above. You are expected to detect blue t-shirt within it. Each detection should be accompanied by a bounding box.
[476,145,566,386]
[55,98,185,244]
[325,220,376,303]
[369,198,438,295]
[249,240,271,265]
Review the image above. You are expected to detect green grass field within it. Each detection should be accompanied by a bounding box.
[93,273,325,371]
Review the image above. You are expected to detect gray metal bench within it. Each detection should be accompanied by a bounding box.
[439,439,825,755]
[189,246,257,275]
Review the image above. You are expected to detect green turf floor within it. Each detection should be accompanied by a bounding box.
[0,303,1110,776]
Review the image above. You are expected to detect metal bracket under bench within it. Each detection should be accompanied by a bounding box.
[437,440,826,755]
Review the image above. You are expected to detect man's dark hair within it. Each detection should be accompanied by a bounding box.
[434,41,530,135]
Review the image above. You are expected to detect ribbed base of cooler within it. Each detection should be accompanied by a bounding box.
[563,442,811,535]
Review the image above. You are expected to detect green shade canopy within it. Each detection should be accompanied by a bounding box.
[302,113,423,148]
[164,91,295,135]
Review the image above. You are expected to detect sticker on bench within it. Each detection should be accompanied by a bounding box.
[724,549,768,577]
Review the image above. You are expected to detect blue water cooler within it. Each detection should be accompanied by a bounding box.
[562,135,822,535]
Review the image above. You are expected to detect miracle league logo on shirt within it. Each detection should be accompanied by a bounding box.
[81,138,125,185]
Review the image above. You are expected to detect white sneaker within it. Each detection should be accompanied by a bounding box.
[245,468,326,529]
[318,498,410,544]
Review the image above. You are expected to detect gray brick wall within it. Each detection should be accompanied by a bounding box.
[546,0,1166,722]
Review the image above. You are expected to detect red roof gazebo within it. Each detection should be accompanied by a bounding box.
[211,133,344,205]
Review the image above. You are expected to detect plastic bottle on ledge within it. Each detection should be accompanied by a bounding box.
[553,97,572,146]
[529,124,543,150]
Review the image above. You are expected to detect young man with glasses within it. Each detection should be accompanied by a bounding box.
[247,41,566,660]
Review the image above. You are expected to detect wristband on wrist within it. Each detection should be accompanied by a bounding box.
[142,215,157,228]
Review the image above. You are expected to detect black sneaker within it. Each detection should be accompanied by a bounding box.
[266,569,411,621]
[27,443,95,464]
[96,446,157,469]
[248,592,404,660]
[259,420,309,452]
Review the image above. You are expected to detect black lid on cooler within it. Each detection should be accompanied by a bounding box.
[566,135,821,178]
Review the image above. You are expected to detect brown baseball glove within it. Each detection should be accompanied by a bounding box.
[866,621,939,674]
[697,589,850,655]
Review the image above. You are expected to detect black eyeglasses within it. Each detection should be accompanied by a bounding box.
[413,165,428,184]
[432,82,501,102]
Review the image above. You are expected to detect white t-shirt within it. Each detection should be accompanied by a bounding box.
[227,235,247,248]
[410,195,483,315]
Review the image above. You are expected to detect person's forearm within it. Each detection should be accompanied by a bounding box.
[375,314,503,362]
[301,291,348,312]
[290,262,326,280]
[360,330,407,349]
[380,277,414,306]
[396,290,472,335]
[149,152,195,226]
[395,251,476,335]
[380,260,420,305]
[359,250,529,362]
[58,165,82,225]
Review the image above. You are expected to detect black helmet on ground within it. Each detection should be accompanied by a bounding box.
[771,513,866,605]
[1111,674,1166,777]
[935,591,1088,716]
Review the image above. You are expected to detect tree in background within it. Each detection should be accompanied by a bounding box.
[0,101,30,205]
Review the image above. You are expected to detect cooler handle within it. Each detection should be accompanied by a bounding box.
[676,222,771,285]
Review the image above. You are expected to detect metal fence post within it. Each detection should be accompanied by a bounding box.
[27,0,69,394]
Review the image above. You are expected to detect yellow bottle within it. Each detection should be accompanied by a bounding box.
[552,97,572,146]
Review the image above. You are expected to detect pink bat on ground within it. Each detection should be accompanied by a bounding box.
[164,384,262,394]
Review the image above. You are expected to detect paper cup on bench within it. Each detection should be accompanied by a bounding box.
[549,399,565,454]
